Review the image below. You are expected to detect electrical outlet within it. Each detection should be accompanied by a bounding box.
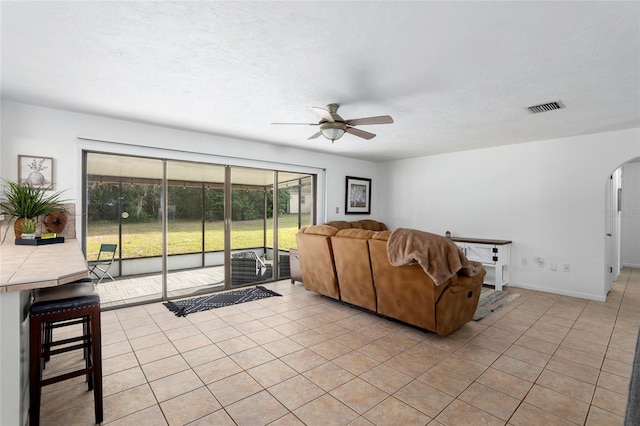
[537,257,545,267]
[551,264,557,271]
[563,264,570,273]
[521,257,527,265]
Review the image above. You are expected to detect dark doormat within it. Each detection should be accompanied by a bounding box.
[163,285,281,317]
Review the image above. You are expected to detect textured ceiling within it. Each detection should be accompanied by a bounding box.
[1,1,639,162]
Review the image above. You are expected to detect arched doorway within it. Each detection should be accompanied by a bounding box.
[606,157,640,293]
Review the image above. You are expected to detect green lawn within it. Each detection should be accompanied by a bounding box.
[87,215,302,260]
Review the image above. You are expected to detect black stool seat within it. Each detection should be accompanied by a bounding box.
[29,282,103,425]
[31,283,100,314]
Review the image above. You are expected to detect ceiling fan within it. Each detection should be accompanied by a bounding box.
[272,103,394,143]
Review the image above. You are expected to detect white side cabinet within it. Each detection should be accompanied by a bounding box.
[452,237,512,291]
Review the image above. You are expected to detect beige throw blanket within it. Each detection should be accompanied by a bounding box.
[387,228,482,286]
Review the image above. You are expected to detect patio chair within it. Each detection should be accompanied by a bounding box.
[88,244,117,285]
[231,251,268,285]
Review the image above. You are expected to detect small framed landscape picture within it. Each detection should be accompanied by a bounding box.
[345,176,371,215]
[18,155,54,189]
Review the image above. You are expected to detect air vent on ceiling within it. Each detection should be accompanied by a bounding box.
[527,100,565,114]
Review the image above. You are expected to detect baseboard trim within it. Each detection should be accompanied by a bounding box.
[623,263,640,268]
[509,282,607,302]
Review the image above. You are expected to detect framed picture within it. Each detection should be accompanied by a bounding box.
[18,155,54,189]
[345,176,371,215]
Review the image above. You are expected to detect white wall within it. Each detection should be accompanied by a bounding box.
[622,161,640,267]
[0,100,379,236]
[378,128,640,301]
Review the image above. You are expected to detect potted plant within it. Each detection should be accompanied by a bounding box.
[0,180,67,241]
[19,218,36,239]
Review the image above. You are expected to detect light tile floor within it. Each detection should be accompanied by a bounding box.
[40,268,640,425]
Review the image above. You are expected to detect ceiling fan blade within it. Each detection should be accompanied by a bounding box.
[312,106,334,122]
[307,131,322,140]
[271,122,318,126]
[345,127,376,140]
[345,115,394,126]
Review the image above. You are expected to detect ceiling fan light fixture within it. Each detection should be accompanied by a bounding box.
[319,122,346,142]
[321,127,345,142]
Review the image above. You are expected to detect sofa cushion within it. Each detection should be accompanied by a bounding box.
[372,230,392,240]
[357,220,387,231]
[296,227,340,300]
[335,228,376,239]
[331,229,377,311]
[299,224,339,236]
[324,221,353,230]
[324,220,387,231]
[368,237,440,331]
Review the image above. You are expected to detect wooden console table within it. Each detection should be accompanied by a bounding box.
[0,239,89,426]
[450,237,512,291]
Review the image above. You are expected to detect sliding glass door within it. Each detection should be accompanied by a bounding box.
[276,174,314,279]
[84,151,315,307]
[229,167,274,286]
[86,154,165,305]
[166,161,226,298]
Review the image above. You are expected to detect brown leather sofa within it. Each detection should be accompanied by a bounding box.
[296,221,485,336]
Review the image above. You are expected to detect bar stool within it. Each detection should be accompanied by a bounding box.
[29,282,103,426]
[42,278,94,364]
